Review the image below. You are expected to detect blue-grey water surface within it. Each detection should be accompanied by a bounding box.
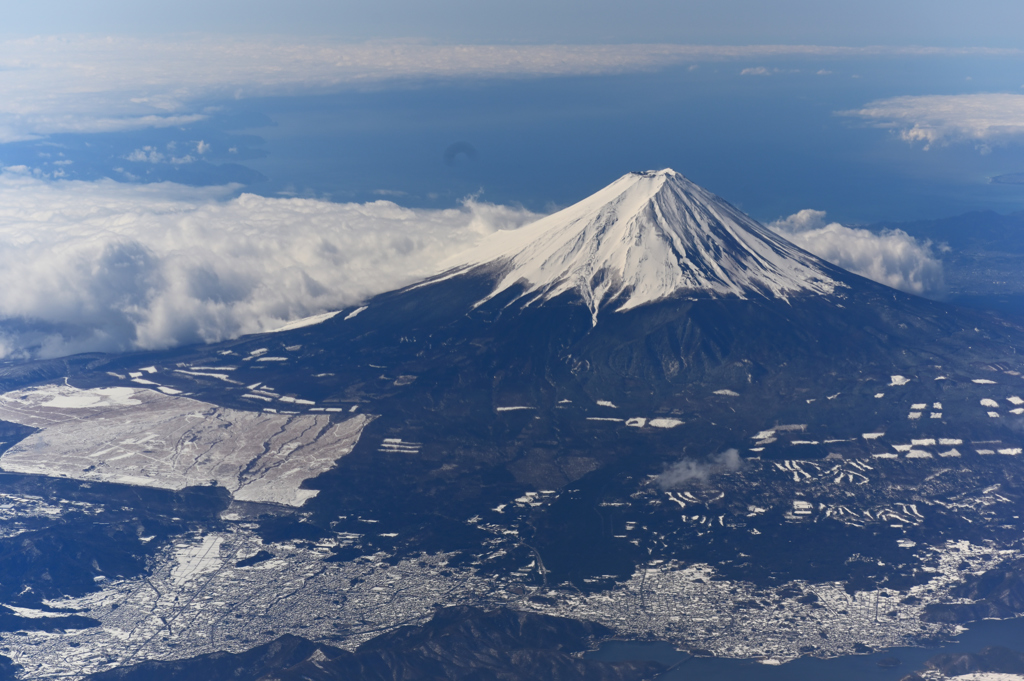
[586,616,1024,679]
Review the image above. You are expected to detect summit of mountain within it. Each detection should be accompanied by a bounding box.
[439,169,842,323]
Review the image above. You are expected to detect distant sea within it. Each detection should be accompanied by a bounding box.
[1,54,1022,224]
[229,54,1024,224]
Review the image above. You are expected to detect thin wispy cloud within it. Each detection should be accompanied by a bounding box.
[840,93,1024,151]
[740,66,802,76]
[0,171,538,359]
[0,37,1019,142]
[770,209,943,297]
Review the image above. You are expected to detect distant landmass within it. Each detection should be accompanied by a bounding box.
[992,172,1024,185]
[866,209,1024,319]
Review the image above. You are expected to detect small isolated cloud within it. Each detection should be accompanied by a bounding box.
[840,93,1024,150]
[1,163,68,180]
[770,209,943,297]
[126,147,165,163]
[656,449,743,488]
[126,146,197,165]
[741,66,802,76]
[0,173,539,359]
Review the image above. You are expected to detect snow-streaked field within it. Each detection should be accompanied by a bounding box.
[0,385,372,506]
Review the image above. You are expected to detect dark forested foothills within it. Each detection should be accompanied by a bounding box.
[0,170,1023,678]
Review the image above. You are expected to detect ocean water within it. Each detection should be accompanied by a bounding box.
[225,54,1024,222]
[1,55,1022,224]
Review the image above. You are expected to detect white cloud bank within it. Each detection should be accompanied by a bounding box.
[769,209,943,297]
[0,174,951,360]
[0,37,1019,142]
[841,93,1024,150]
[0,171,538,359]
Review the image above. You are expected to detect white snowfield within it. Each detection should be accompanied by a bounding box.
[170,535,225,586]
[268,310,341,333]
[441,169,841,324]
[0,385,372,506]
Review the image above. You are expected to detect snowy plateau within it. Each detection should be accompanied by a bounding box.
[0,170,1023,681]
[0,384,372,506]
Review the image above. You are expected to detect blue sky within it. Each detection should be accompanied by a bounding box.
[6,0,1024,47]
[0,2,1021,358]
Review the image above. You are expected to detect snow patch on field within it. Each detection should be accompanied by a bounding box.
[1,605,73,619]
[38,386,140,409]
[269,310,341,333]
[171,535,224,586]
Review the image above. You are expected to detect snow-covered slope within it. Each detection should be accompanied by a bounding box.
[443,169,842,323]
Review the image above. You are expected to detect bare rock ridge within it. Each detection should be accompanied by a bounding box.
[442,169,841,324]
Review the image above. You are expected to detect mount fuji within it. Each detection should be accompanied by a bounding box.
[439,169,840,323]
[2,170,1024,680]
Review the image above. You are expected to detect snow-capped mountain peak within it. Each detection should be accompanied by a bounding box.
[443,169,841,323]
